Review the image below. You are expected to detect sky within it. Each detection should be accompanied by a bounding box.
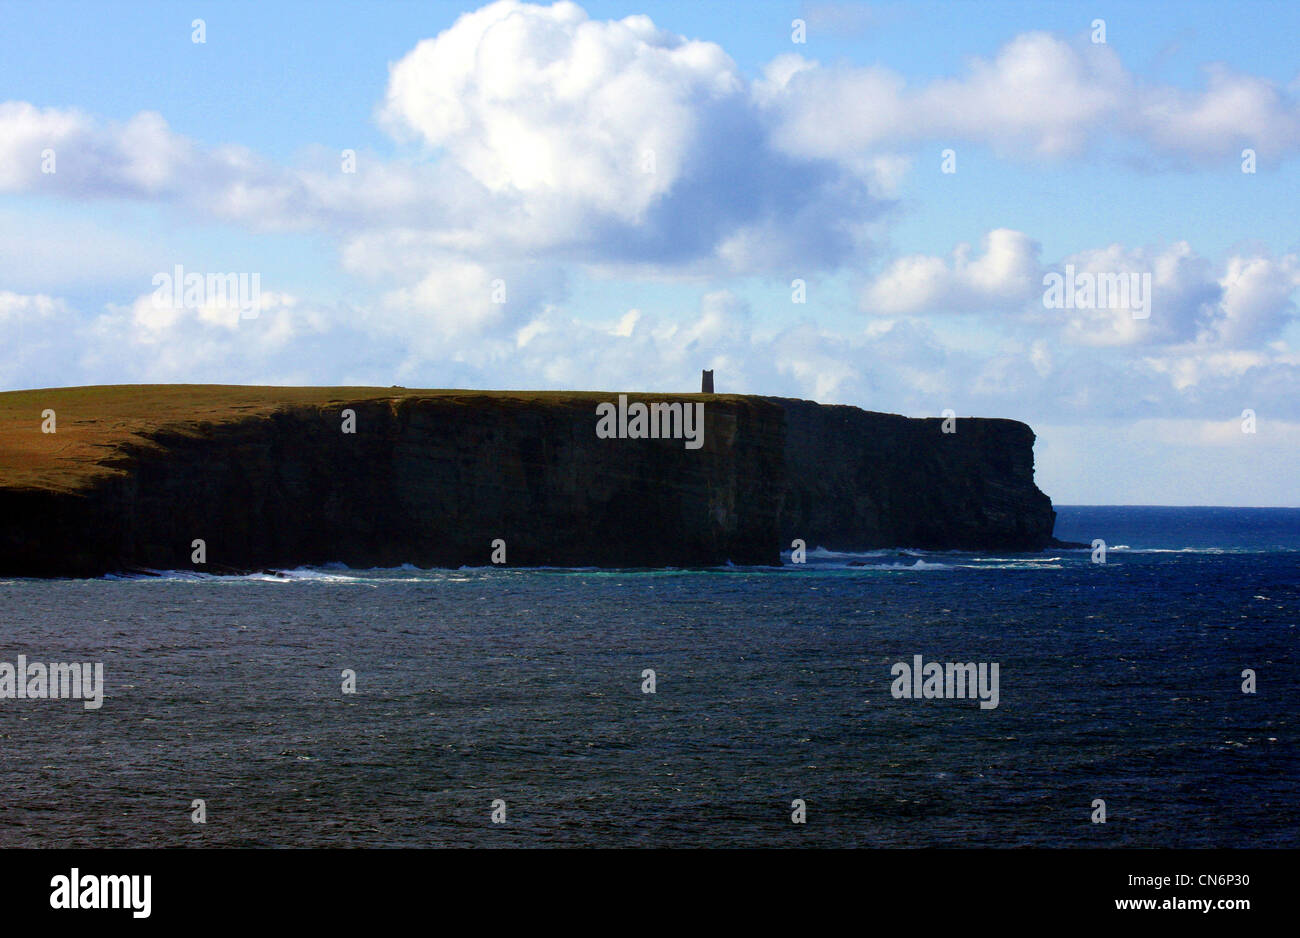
[1,0,1297,505]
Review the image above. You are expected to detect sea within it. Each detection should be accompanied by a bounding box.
[0,506,1295,848]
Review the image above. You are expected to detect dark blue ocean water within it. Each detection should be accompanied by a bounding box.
[0,506,1295,847]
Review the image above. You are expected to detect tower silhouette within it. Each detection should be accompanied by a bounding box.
[701,369,714,393]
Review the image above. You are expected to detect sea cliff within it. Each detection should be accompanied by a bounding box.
[772,397,1056,552]
[0,386,1055,576]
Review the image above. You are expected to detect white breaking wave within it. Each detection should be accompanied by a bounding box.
[788,547,891,560]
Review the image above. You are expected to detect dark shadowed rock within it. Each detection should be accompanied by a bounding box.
[0,387,1056,576]
[768,397,1055,552]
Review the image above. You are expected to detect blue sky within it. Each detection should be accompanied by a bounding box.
[1,1,1298,505]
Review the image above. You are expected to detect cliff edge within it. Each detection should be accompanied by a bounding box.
[770,397,1055,552]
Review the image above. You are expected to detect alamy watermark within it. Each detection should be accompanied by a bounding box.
[50,869,150,918]
[1042,264,1151,319]
[152,264,261,320]
[0,656,104,709]
[890,654,999,709]
[596,394,705,450]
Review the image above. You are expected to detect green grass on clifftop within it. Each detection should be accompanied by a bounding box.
[0,384,745,494]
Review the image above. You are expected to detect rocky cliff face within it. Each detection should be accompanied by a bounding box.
[770,398,1056,552]
[0,393,786,576]
[0,388,1055,576]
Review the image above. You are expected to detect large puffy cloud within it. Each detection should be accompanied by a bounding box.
[0,101,457,233]
[381,1,739,220]
[861,229,1298,350]
[1138,65,1300,161]
[1043,244,1297,350]
[761,34,1126,160]
[378,0,883,272]
[862,228,1042,315]
[1210,254,1300,346]
[2,1,886,282]
[1051,241,1216,347]
[0,103,194,197]
[762,32,1300,164]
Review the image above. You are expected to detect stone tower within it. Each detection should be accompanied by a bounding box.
[701,369,714,393]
